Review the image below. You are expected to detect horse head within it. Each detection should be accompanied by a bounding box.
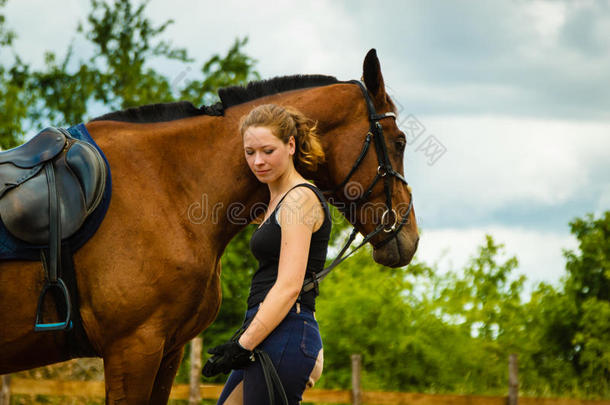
[313,49,419,267]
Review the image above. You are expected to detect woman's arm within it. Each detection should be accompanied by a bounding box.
[237,187,324,350]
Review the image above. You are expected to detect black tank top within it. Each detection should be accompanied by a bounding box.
[247,183,332,312]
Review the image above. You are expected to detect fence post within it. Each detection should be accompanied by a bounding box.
[508,353,518,405]
[189,336,203,405]
[0,374,10,405]
[351,354,362,405]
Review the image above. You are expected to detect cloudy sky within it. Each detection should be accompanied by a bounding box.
[3,0,609,292]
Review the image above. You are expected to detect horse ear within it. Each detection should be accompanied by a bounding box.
[362,48,386,106]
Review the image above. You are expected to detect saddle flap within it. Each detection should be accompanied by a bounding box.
[0,130,107,245]
[0,172,50,240]
[0,164,87,244]
[0,128,66,168]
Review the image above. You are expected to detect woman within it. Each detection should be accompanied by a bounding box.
[202,104,332,404]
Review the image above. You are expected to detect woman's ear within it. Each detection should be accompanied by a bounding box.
[289,136,296,155]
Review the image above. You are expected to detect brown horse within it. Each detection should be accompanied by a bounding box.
[0,49,418,403]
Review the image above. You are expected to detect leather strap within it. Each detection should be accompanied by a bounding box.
[34,161,73,332]
[254,348,289,405]
[229,319,288,405]
[45,162,61,282]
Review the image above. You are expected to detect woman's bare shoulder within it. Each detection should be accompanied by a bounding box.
[277,185,324,230]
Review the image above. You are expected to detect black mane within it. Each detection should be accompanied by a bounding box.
[90,101,223,123]
[91,74,340,123]
[218,74,339,108]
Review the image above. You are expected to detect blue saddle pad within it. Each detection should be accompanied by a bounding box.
[0,123,112,260]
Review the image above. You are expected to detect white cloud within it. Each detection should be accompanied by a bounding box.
[523,1,567,44]
[596,186,610,217]
[406,115,610,224]
[145,0,363,80]
[2,0,88,67]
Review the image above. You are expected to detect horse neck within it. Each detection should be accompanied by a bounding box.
[161,116,270,254]
[90,117,268,258]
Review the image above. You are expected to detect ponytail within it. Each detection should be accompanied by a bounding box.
[239,104,325,173]
[284,106,325,173]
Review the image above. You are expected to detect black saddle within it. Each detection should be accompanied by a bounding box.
[0,127,107,331]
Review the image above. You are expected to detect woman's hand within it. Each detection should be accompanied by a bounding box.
[202,340,255,377]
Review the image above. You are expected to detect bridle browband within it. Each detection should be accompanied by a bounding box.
[301,79,414,295]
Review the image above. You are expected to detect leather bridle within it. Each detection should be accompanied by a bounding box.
[301,79,414,295]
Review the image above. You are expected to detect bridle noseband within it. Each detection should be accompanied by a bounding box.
[301,79,414,295]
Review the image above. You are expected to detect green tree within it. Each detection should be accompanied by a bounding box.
[430,236,526,392]
[519,282,580,395]
[82,0,190,109]
[517,211,610,397]
[563,211,610,392]
[0,0,31,148]
[180,37,261,106]
[434,235,525,345]
[0,0,14,46]
[573,297,610,393]
[0,60,33,148]
[565,211,610,303]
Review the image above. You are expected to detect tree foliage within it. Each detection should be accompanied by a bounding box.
[0,0,14,47]
[0,2,31,148]
[80,0,189,109]
[562,212,610,391]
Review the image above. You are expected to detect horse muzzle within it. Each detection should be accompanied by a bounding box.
[372,229,419,268]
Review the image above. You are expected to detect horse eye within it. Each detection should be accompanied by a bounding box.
[395,139,406,153]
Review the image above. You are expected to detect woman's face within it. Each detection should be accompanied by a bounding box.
[243,126,295,183]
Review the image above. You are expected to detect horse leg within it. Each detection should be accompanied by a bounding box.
[150,346,185,405]
[102,333,165,404]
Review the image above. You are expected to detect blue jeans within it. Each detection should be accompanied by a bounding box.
[216,302,323,405]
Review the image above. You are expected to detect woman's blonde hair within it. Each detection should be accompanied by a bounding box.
[239,104,325,173]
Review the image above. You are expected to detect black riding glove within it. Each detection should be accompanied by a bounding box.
[202,340,256,377]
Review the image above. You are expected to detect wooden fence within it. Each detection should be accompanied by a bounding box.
[1,351,609,405]
[2,377,609,405]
